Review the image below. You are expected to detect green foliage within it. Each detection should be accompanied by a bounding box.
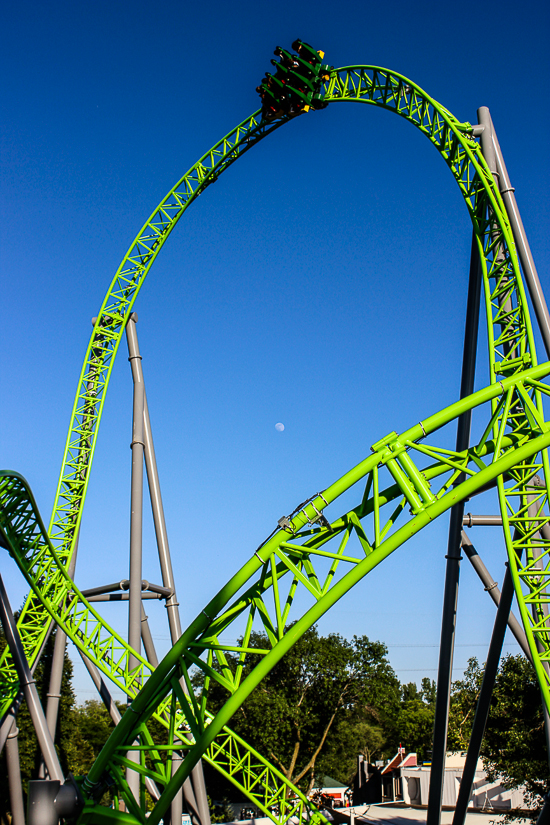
[449,655,548,819]
[73,700,115,769]
[447,657,481,752]
[195,625,402,793]
[320,715,387,784]
[388,678,436,763]
[209,794,235,823]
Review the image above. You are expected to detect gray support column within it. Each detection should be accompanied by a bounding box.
[478,107,498,185]
[126,318,188,825]
[488,114,550,358]
[76,647,162,802]
[126,312,145,803]
[132,319,210,825]
[427,231,482,825]
[140,603,159,667]
[180,768,203,825]
[0,576,67,756]
[0,574,63,783]
[143,394,182,643]
[78,648,122,725]
[190,757,211,825]
[44,628,66,738]
[37,626,67,780]
[6,725,26,825]
[171,756,184,825]
[452,564,515,825]
[477,107,515,362]
[139,603,202,825]
[39,546,79,779]
[461,530,531,660]
[463,514,503,526]
[0,690,24,754]
[127,313,145,663]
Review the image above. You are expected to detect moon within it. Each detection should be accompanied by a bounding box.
[275,422,285,432]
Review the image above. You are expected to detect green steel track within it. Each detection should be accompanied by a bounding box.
[1,64,550,822]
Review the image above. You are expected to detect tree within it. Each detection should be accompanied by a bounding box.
[208,794,235,823]
[196,626,401,794]
[72,700,114,771]
[447,657,481,753]
[392,679,435,762]
[449,655,548,819]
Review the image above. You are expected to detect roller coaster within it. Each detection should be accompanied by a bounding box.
[1,40,550,825]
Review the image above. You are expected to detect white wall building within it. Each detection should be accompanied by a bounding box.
[383,751,528,811]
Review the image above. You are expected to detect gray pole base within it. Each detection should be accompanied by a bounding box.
[6,726,26,825]
[27,779,81,825]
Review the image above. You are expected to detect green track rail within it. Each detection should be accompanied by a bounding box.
[1,63,549,822]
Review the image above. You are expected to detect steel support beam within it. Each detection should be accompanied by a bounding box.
[37,625,67,781]
[127,313,145,662]
[6,725,25,825]
[39,549,78,780]
[44,627,66,740]
[477,109,516,355]
[126,312,145,803]
[78,647,122,726]
[81,579,172,599]
[132,317,210,825]
[486,111,550,358]
[0,690,24,754]
[143,393,182,643]
[0,574,63,783]
[85,592,163,601]
[427,230,482,824]
[0,566,70,757]
[189,765,210,825]
[452,563,515,825]
[463,514,503,527]
[76,646,162,803]
[139,604,202,825]
[464,512,550,542]
[461,530,531,660]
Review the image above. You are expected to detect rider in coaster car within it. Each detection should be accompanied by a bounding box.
[292,39,324,67]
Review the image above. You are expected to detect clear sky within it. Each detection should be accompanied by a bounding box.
[1,0,549,706]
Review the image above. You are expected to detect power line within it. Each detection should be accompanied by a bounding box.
[151,636,519,649]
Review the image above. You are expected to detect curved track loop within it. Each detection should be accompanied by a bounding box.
[2,64,550,821]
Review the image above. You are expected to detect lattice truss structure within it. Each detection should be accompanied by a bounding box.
[1,63,549,825]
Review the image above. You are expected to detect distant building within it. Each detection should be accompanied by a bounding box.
[313,775,349,807]
[380,750,528,811]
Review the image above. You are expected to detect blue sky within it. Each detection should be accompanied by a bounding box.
[2,0,549,707]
